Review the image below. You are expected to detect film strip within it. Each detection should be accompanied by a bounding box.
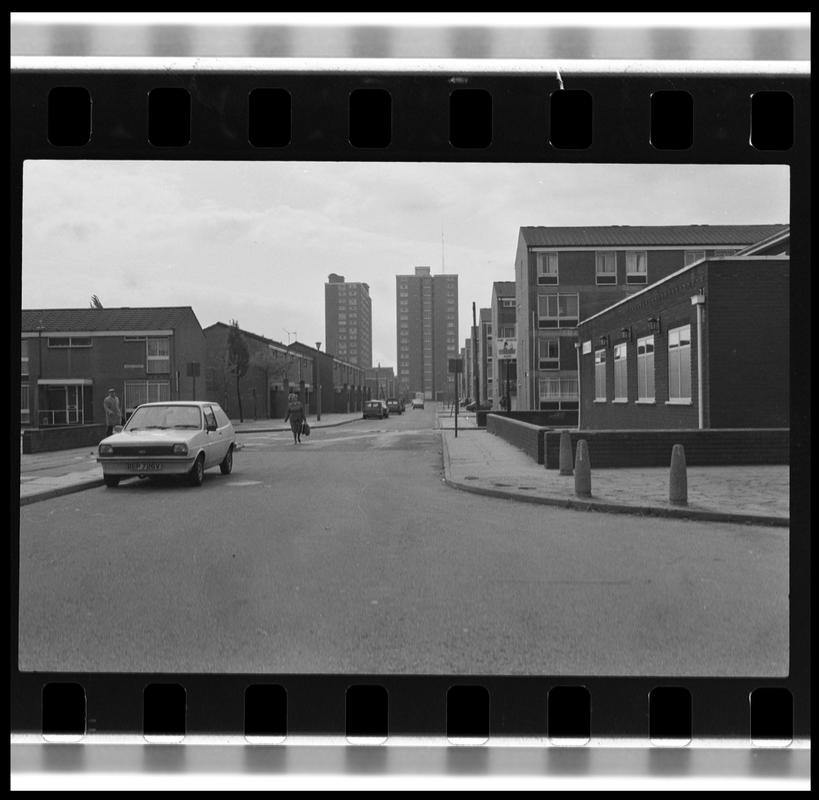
[11,41,810,787]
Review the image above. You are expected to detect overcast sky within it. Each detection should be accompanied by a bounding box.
[22,161,788,367]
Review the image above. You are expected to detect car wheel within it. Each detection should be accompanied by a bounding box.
[189,453,205,487]
[103,476,120,488]
[219,445,234,475]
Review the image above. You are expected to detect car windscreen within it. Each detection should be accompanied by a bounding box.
[126,405,202,430]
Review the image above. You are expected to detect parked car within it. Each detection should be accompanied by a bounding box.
[465,400,492,412]
[411,397,425,409]
[363,399,389,419]
[97,401,236,488]
[386,398,404,414]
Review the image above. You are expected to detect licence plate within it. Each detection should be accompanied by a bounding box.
[127,462,163,472]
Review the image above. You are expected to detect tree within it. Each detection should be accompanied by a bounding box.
[226,320,249,422]
[89,294,103,309]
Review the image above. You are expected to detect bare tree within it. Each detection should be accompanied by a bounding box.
[226,320,249,422]
[90,294,103,309]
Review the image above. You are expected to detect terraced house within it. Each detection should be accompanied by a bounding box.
[513,224,788,415]
[20,306,206,429]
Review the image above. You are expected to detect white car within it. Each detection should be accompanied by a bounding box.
[97,401,236,487]
[411,398,425,409]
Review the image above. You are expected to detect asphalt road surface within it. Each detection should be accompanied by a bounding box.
[18,404,788,676]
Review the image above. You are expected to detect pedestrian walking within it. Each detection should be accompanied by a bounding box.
[103,388,122,437]
[284,392,306,444]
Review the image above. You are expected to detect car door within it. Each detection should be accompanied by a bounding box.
[202,406,220,467]
[211,404,233,462]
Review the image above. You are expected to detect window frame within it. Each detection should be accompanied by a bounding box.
[538,337,560,370]
[537,293,579,328]
[667,324,692,402]
[613,342,628,401]
[595,251,617,285]
[625,250,648,285]
[684,250,706,266]
[536,252,559,285]
[636,335,655,402]
[594,348,607,401]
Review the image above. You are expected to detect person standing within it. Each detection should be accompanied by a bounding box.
[284,392,306,444]
[103,388,122,437]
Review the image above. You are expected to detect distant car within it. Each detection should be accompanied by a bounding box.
[411,398,425,409]
[465,401,492,412]
[386,398,403,414]
[363,399,389,419]
[96,401,236,488]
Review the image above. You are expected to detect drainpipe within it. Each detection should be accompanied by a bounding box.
[691,290,706,429]
[575,341,582,430]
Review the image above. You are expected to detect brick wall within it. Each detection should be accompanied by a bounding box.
[485,414,549,463]
[23,424,109,454]
[543,429,789,469]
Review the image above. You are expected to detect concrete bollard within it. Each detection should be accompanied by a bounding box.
[574,439,591,497]
[669,444,688,506]
[558,430,574,476]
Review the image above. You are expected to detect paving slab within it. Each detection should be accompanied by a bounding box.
[441,428,789,527]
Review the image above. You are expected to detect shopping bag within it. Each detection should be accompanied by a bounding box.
[301,421,310,436]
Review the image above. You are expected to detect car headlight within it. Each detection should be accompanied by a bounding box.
[99,444,114,456]
[172,443,189,455]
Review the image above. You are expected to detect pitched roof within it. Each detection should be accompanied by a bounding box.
[492,281,516,296]
[519,224,788,248]
[21,306,202,333]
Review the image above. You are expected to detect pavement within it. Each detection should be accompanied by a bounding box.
[17,406,789,526]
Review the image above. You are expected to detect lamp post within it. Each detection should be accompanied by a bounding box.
[35,321,45,426]
[315,342,322,421]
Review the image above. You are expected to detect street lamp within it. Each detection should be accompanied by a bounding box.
[35,321,45,426]
[314,342,321,421]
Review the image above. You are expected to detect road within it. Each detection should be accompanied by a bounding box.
[18,404,788,676]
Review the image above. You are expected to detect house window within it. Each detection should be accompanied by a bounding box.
[539,376,579,408]
[538,337,560,370]
[613,343,628,401]
[537,252,559,285]
[626,250,648,284]
[684,250,706,266]
[637,335,655,401]
[146,337,170,374]
[124,380,171,414]
[501,298,516,308]
[537,293,579,328]
[594,349,606,401]
[47,336,92,348]
[20,384,30,424]
[668,324,692,401]
[21,340,29,377]
[595,251,617,285]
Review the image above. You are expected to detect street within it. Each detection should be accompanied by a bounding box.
[18,404,788,677]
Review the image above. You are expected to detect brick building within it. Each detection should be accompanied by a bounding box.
[204,322,366,420]
[20,306,206,427]
[477,307,493,404]
[576,240,789,430]
[395,266,459,401]
[514,224,788,413]
[490,281,517,410]
[365,365,398,400]
[324,274,373,370]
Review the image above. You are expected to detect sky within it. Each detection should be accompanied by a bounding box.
[21,161,788,367]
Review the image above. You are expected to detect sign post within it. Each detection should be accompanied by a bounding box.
[448,357,463,437]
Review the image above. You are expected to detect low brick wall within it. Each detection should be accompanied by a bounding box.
[493,410,579,428]
[486,413,550,464]
[543,429,790,469]
[22,424,109,454]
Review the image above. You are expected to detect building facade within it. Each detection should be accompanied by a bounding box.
[365,365,398,400]
[514,224,788,412]
[325,273,373,370]
[477,307,492,405]
[204,322,366,420]
[576,250,789,430]
[490,281,517,410]
[395,266,459,401]
[20,306,206,427]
